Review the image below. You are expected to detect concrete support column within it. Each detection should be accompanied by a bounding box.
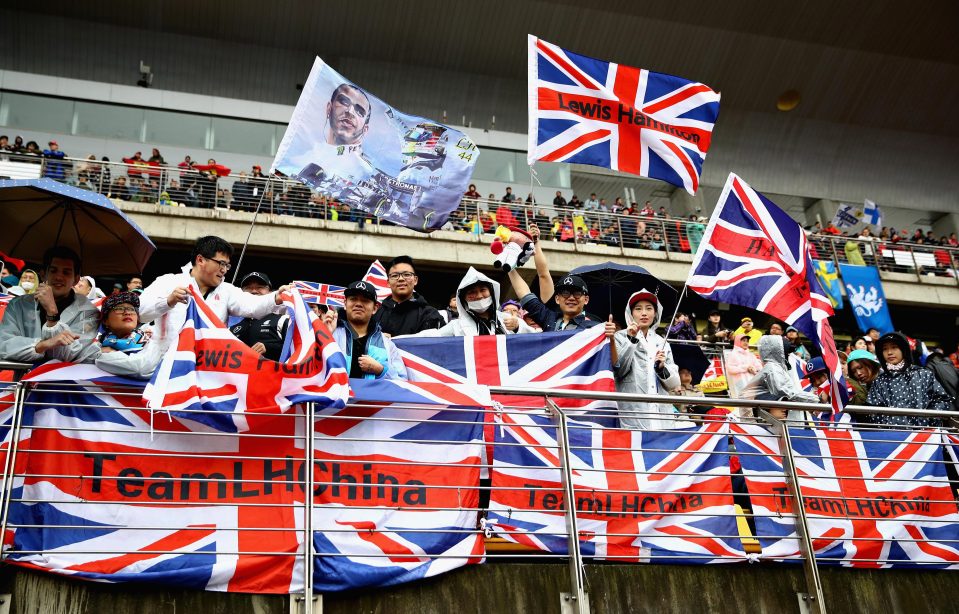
[804,199,836,228]
[669,188,707,219]
[931,212,959,241]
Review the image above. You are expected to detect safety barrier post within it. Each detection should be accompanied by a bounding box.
[548,399,590,614]
[759,410,826,614]
[0,381,30,558]
[301,401,318,614]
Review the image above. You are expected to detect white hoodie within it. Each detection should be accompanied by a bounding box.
[612,289,681,430]
[414,267,534,337]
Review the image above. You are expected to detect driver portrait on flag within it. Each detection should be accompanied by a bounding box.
[274,56,479,231]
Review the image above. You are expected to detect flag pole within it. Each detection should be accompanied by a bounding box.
[660,285,688,345]
[231,175,274,284]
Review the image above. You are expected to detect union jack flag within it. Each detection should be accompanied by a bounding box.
[687,173,848,414]
[311,399,486,590]
[733,422,959,567]
[3,375,490,592]
[5,383,308,592]
[527,35,720,194]
[488,412,744,562]
[361,259,391,301]
[143,286,349,433]
[294,280,346,308]
[393,327,616,419]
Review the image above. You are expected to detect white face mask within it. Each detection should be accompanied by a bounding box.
[466,296,493,312]
[20,281,35,291]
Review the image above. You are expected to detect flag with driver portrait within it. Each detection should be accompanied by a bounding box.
[273,57,480,232]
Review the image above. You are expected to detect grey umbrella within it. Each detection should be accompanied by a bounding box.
[0,178,156,275]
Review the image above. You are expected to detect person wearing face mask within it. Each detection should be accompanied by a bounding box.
[604,289,681,430]
[7,269,40,297]
[414,267,535,337]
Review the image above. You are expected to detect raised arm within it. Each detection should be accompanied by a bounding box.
[529,225,554,301]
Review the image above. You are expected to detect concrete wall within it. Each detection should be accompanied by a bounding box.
[115,202,959,312]
[4,561,959,614]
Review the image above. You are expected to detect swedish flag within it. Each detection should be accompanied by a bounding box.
[814,260,843,309]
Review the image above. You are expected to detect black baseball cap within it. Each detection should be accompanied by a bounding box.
[241,271,272,288]
[556,275,589,295]
[344,280,378,303]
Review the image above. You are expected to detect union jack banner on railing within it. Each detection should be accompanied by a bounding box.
[733,423,959,568]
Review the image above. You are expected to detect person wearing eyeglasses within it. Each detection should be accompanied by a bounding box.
[375,255,444,337]
[138,236,291,353]
[94,291,163,379]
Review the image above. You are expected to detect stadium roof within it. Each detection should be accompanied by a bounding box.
[6,0,958,137]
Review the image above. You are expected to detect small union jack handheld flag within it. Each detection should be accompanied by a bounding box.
[687,173,848,414]
[528,35,720,194]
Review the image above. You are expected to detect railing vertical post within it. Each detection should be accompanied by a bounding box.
[0,381,30,560]
[906,245,924,283]
[548,398,590,614]
[760,410,826,614]
[303,401,316,613]
[616,215,625,256]
[660,219,671,260]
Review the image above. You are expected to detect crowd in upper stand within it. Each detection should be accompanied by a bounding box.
[1,229,957,430]
[2,136,958,274]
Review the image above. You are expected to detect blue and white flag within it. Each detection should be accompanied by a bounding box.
[838,264,894,334]
[273,57,480,231]
[831,203,862,230]
[863,199,882,227]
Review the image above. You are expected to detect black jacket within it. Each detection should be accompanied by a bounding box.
[230,313,290,361]
[376,293,443,337]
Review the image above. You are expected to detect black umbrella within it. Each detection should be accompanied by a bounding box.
[668,342,711,385]
[569,261,679,324]
[0,178,156,275]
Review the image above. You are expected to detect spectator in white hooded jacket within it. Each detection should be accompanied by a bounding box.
[604,289,680,430]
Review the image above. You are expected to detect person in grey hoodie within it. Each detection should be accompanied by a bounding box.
[605,289,680,430]
[413,267,535,337]
[740,334,822,420]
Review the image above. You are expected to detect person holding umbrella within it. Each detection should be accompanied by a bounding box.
[603,289,681,430]
[0,246,100,363]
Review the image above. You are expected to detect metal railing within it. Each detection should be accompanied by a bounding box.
[2,152,957,283]
[0,373,957,613]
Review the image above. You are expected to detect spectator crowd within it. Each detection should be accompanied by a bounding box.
[1,136,957,278]
[1,227,957,431]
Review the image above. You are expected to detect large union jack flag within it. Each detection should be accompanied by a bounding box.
[5,384,308,592]
[733,422,959,568]
[393,327,615,420]
[527,35,720,194]
[488,412,743,563]
[687,173,848,413]
[143,286,349,433]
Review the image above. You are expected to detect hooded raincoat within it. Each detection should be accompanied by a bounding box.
[415,267,535,337]
[740,335,820,419]
[865,332,951,427]
[613,289,681,430]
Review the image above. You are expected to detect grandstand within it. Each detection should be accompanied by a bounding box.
[0,2,958,612]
